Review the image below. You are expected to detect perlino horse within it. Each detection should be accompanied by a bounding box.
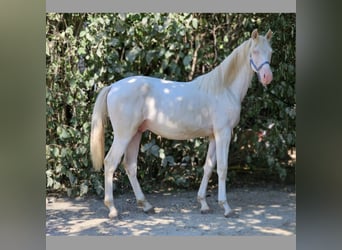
[90,29,273,218]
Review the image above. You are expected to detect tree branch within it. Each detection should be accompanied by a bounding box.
[188,33,204,81]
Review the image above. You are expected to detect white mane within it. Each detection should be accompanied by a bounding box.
[195,38,252,95]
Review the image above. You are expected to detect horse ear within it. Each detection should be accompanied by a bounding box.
[251,29,258,39]
[266,29,273,41]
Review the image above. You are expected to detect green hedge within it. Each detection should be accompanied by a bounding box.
[46,13,296,196]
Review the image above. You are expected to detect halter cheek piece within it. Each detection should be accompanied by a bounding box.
[250,55,270,81]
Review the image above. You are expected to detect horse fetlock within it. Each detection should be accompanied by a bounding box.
[104,199,119,219]
[198,196,210,212]
[137,199,154,213]
[104,199,113,208]
[197,195,205,202]
[218,200,233,217]
[137,199,145,207]
[218,199,230,209]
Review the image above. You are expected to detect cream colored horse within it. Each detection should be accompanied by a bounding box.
[90,29,273,218]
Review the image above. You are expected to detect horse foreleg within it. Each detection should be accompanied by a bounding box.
[215,129,233,217]
[124,132,154,213]
[104,138,130,219]
[197,137,216,213]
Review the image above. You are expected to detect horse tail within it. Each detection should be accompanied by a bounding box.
[90,85,111,171]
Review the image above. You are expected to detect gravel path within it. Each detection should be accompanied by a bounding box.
[46,186,295,236]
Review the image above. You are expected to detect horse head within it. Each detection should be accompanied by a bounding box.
[249,29,273,86]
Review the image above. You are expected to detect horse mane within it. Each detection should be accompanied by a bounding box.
[195,38,252,95]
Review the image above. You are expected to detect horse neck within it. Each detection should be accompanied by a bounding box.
[228,60,254,103]
[221,39,254,102]
[196,39,254,102]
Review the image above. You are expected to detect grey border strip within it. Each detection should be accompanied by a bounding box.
[47,236,296,250]
[46,0,296,13]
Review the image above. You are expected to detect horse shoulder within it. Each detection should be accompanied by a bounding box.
[211,90,242,130]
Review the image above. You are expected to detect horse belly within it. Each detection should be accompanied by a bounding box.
[139,115,213,140]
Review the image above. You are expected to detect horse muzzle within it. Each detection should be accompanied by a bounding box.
[259,67,273,86]
[250,56,273,86]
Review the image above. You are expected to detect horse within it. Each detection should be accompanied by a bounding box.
[90,29,273,218]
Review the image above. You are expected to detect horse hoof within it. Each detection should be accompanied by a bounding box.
[142,201,155,214]
[224,210,239,218]
[144,207,155,214]
[200,209,212,214]
[108,210,118,219]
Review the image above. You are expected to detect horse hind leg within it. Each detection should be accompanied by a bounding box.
[103,138,130,219]
[123,132,154,213]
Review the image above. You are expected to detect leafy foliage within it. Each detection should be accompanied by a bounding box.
[46,13,295,196]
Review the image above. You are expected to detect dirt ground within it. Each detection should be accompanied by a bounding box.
[46,186,295,236]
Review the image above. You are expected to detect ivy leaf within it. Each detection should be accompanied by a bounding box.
[183,55,192,67]
[192,18,198,29]
[159,148,165,159]
[145,50,155,64]
[77,47,86,55]
[47,176,54,187]
[165,50,173,59]
[86,33,94,42]
[79,30,86,37]
[67,171,76,185]
[80,182,88,196]
[151,145,160,158]
[126,46,141,63]
[57,126,69,139]
[52,147,59,157]
[96,47,102,57]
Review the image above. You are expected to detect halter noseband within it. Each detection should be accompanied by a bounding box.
[250,55,270,81]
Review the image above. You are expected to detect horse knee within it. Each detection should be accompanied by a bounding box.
[217,166,228,179]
